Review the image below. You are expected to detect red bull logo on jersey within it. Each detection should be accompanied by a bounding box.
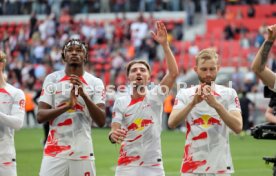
[192,115,221,128]
[67,103,85,113]
[127,118,153,131]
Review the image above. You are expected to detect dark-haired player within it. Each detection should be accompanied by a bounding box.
[37,39,106,176]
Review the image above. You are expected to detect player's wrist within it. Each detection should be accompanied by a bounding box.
[108,131,116,144]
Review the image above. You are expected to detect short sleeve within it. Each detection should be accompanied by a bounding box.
[111,99,123,124]
[11,89,26,117]
[173,89,186,110]
[39,74,55,106]
[147,85,167,105]
[92,78,106,105]
[228,89,241,112]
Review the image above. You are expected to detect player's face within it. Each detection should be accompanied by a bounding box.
[64,45,86,65]
[194,58,219,85]
[128,63,150,86]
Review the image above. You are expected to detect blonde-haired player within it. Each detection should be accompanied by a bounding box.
[169,48,242,176]
[0,51,26,176]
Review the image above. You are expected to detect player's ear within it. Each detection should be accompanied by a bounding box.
[194,66,198,73]
[61,51,65,61]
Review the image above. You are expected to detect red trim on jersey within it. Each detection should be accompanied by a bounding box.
[58,75,70,82]
[128,96,145,107]
[57,119,73,126]
[192,132,207,140]
[2,162,12,166]
[127,134,142,142]
[79,76,88,85]
[217,170,226,174]
[58,75,88,85]
[152,163,161,166]
[80,156,89,159]
[212,91,221,97]
[0,88,10,96]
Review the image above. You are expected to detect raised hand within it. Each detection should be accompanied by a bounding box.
[267,24,276,42]
[70,74,87,98]
[191,84,205,106]
[201,85,218,108]
[68,87,77,109]
[150,21,168,46]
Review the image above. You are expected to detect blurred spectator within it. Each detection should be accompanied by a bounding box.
[254,31,265,47]
[247,4,255,18]
[240,33,250,48]
[100,0,111,12]
[231,66,244,92]
[224,23,235,40]
[239,91,255,131]
[188,41,199,56]
[200,0,208,17]
[130,14,148,57]
[268,52,276,72]
[29,12,38,39]
[24,87,37,127]
[265,97,276,124]
[184,0,195,26]
[163,92,175,130]
[244,66,256,92]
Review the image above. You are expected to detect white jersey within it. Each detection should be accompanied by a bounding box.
[173,84,241,174]
[39,70,105,160]
[0,84,25,165]
[112,85,166,167]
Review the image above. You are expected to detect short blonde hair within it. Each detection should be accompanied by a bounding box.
[126,59,151,76]
[0,51,7,63]
[195,48,219,65]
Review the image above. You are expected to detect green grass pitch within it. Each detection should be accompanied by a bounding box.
[15,128,275,176]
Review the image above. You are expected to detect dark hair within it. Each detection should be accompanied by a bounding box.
[61,39,89,62]
[126,60,151,76]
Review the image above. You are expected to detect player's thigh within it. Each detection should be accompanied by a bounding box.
[139,166,165,176]
[115,166,165,176]
[0,162,17,176]
[39,156,69,176]
[69,160,96,176]
[115,166,139,176]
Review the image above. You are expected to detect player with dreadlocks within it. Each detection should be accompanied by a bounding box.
[37,39,106,176]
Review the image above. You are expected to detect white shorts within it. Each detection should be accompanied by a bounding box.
[39,156,96,176]
[181,174,231,176]
[115,165,165,176]
[0,162,17,176]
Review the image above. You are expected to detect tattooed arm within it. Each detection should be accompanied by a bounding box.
[251,24,276,89]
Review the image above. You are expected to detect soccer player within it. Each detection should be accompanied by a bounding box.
[251,24,276,90]
[169,48,242,176]
[37,39,106,176]
[108,21,179,176]
[0,51,26,176]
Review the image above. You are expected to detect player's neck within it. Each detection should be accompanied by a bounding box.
[0,72,6,87]
[131,88,146,99]
[65,65,84,76]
